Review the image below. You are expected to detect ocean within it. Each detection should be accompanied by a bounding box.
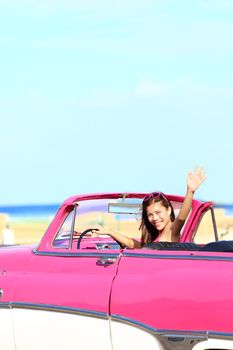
[0,204,60,222]
[215,204,233,216]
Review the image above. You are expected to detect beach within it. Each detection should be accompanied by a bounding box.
[0,204,232,245]
[0,215,51,245]
[0,204,58,245]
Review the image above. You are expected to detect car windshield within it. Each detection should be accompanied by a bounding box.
[52,197,183,249]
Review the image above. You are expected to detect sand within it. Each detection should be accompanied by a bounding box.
[0,216,50,245]
[0,208,232,245]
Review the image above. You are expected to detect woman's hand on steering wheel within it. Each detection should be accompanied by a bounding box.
[88,224,111,236]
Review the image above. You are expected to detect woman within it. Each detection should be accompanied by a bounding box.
[91,166,207,248]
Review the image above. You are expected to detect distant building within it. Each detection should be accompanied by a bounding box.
[2,223,15,245]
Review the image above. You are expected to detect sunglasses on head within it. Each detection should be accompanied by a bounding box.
[143,192,168,203]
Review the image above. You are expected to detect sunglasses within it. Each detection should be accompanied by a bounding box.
[143,192,168,203]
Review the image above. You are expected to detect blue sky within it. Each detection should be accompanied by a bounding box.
[0,0,233,205]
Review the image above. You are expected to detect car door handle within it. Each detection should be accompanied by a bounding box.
[96,257,117,267]
[0,288,3,298]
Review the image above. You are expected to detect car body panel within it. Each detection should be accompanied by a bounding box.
[13,309,112,350]
[14,251,120,312]
[1,192,233,350]
[110,252,233,333]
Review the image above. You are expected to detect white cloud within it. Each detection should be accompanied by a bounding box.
[202,0,233,10]
[67,77,233,113]
[135,79,165,97]
[0,0,161,11]
[134,77,233,99]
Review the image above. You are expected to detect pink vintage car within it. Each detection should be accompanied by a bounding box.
[0,192,233,350]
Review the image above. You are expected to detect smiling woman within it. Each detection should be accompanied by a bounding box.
[90,167,207,248]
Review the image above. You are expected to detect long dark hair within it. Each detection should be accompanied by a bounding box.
[140,192,175,245]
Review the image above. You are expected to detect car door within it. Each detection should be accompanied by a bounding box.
[109,249,233,350]
[12,247,120,350]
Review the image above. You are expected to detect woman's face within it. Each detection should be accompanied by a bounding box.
[146,201,171,231]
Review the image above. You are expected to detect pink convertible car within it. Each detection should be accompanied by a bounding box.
[1,192,233,350]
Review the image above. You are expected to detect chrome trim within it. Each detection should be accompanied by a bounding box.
[11,302,108,319]
[33,250,119,258]
[207,331,233,339]
[0,302,11,309]
[96,256,118,266]
[210,206,219,241]
[111,314,233,349]
[33,250,233,262]
[33,249,233,261]
[69,204,78,249]
[111,314,206,337]
[123,252,233,262]
[1,302,233,348]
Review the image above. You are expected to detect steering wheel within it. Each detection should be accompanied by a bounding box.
[77,228,96,249]
[77,228,125,249]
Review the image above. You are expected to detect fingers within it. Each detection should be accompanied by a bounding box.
[187,171,193,180]
[91,227,107,235]
[187,165,207,192]
[193,165,207,183]
[91,229,100,236]
[91,229,101,233]
[88,224,102,230]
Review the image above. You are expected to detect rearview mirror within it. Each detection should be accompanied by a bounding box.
[108,203,142,214]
